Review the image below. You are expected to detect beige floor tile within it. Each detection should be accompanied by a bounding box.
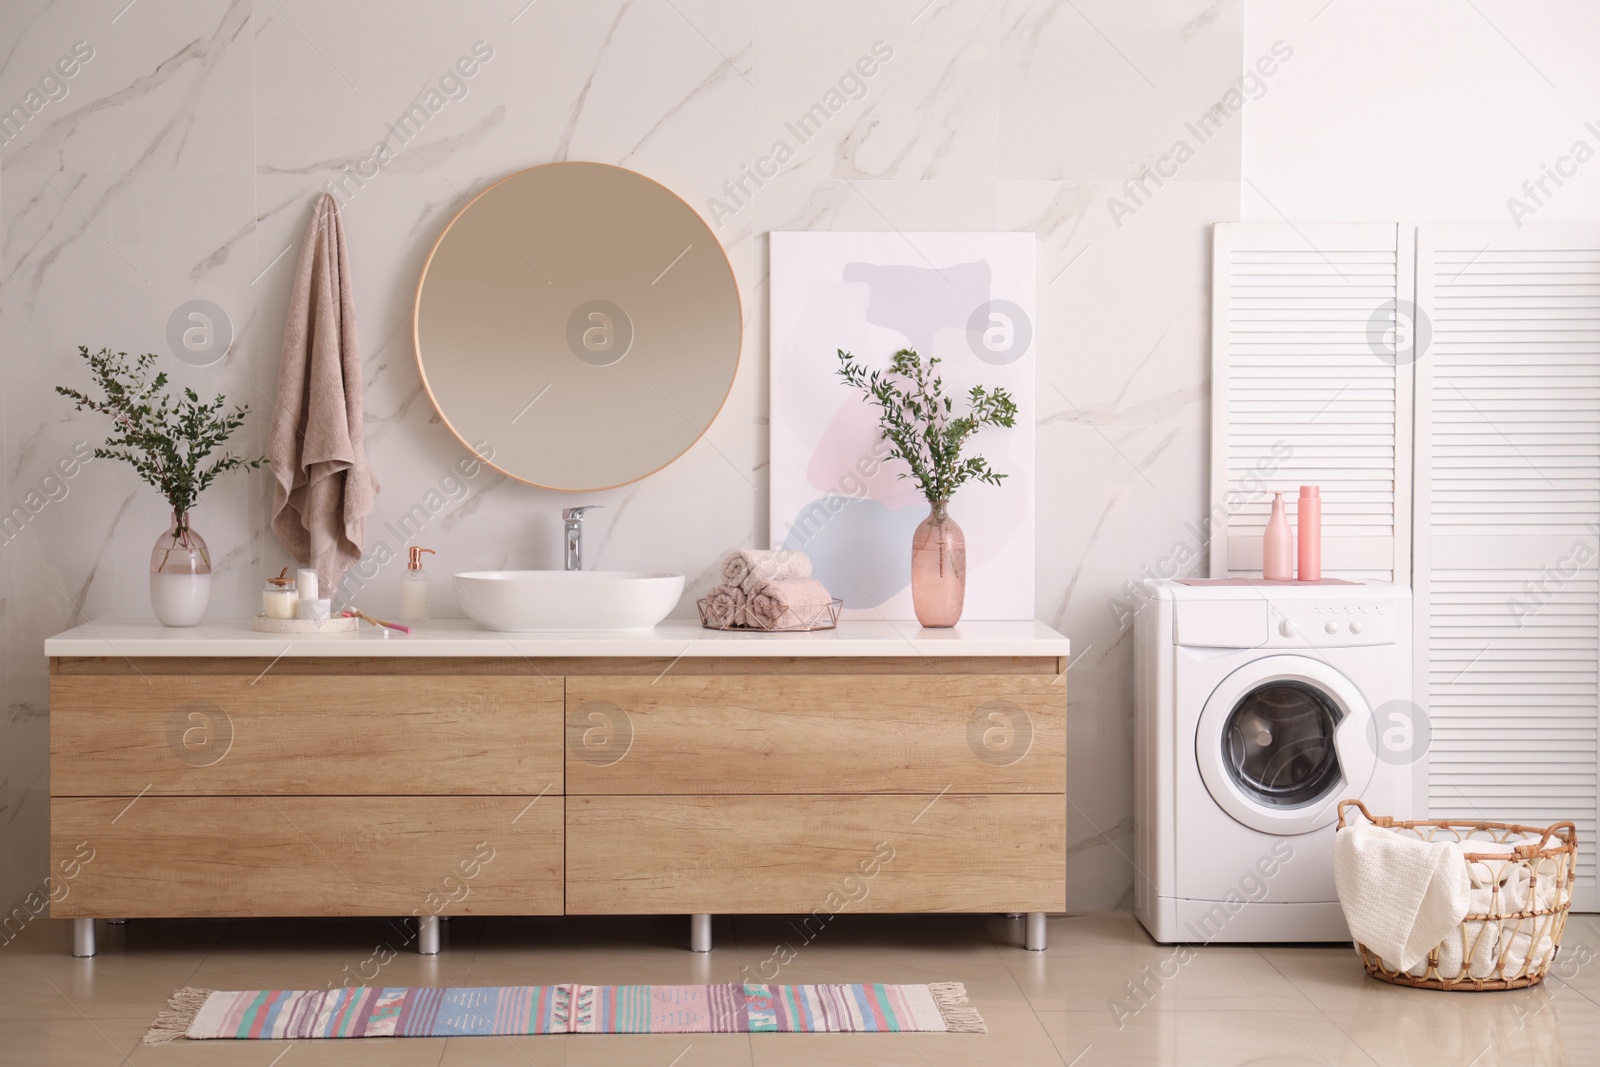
[1007,938,1312,1014]
[479,914,723,952]
[730,913,1006,961]
[437,1034,569,1067]
[0,965,201,1022]
[462,956,749,991]
[746,1010,1057,1067]
[1320,994,1600,1067]
[127,1036,451,1066]
[0,918,218,980]
[1039,1008,1373,1067]
[212,916,484,955]
[0,1014,152,1066]
[467,1033,753,1067]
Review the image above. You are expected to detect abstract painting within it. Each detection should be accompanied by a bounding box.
[769,231,1036,621]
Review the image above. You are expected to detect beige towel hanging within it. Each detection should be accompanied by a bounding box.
[269,193,378,595]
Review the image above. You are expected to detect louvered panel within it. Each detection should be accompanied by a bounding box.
[1428,239,1600,539]
[1212,224,1408,579]
[1426,568,1598,899]
[1416,225,1600,911]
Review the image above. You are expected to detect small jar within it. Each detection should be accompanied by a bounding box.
[263,568,299,620]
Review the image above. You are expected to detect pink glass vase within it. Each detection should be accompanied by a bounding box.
[149,510,212,627]
[911,499,965,627]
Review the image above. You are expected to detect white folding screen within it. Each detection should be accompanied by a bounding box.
[1414,224,1600,909]
[1213,221,1600,910]
[1210,224,1412,581]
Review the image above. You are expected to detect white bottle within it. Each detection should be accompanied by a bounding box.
[400,547,435,621]
[1263,492,1294,581]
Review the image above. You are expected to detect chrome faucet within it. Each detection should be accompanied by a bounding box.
[562,506,604,571]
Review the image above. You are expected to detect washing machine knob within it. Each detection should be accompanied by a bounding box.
[1279,618,1297,637]
[1350,620,1364,634]
[1325,621,1339,634]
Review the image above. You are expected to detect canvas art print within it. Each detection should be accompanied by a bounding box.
[769,231,1036,621]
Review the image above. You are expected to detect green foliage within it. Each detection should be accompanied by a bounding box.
[55,346,265,518]
[836,347,1018,504]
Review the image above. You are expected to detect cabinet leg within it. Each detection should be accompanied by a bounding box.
[1025,912,1047,951]
[417,916,441,956]
[689,913,713,953]
[73,919,96,958]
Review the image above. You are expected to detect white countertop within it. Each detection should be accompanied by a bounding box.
[44,618,1070,658]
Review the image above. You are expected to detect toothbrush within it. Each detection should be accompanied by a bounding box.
[341,609,411,634]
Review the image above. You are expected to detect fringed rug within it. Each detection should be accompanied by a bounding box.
[145,982,984,1042]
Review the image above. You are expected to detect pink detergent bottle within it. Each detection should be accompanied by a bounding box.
[1298,485,1321,581]
[1263,492,1294,581]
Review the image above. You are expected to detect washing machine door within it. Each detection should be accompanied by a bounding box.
[1196,655,1377,835]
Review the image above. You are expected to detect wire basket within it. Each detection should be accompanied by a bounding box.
[1337,799,1577,990]
[696,597,842,632]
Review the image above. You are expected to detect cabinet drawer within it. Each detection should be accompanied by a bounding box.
[565,675,1064,794]
[50,796,562,917]
[50,675,563,796]
[566,794,1065,913]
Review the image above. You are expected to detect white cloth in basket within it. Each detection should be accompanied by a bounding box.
[1335,825,1469,972]
[1399,841,1562,979]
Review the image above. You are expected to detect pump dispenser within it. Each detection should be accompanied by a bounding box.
[400,547,435,621]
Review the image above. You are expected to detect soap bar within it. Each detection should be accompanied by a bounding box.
[297,598,332,621]
[297,568,319,601]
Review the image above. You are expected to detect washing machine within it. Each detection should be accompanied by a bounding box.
[1133,578,1418,943]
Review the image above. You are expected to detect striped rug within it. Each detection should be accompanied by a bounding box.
[144,982,984,1042]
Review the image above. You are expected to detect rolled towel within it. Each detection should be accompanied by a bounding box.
[1496,925,1555,978]
[745,578,834,630]
[721,549,812,592]
[702,584,747,628]
[1465,917,1504,978]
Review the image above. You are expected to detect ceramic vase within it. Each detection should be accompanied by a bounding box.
[911,499,965,627]
[149,511,212,627]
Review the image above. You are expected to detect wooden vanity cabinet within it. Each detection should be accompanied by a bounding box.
[49,654,1065,944]
[49,667,565,919]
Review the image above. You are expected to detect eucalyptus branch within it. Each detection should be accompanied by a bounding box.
[55,346,266,517]
[837,347,1017,504]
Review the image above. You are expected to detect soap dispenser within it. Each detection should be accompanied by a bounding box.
[400,547,435,621]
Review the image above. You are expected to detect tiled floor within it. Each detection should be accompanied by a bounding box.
[2,911,1598,1065]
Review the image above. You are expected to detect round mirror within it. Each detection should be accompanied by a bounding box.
[414,162,742,491]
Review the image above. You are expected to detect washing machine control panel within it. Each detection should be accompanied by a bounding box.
[1264,601,1399,647]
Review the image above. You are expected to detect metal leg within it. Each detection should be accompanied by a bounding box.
[417,916,441,956]
[689,914,712,953]
[1025,912,1047,952]
[73,918,96,958]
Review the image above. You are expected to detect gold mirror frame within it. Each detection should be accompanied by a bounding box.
[414,162,742,491]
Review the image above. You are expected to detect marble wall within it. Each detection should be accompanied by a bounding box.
[0,0,1244,912]
[1244,0,1600,223]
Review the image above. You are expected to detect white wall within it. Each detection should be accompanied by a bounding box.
[0,0,1244,912]
[1245,0,1600,223]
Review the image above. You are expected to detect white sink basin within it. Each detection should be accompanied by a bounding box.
[452,570,685,632]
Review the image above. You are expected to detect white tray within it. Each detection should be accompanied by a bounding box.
[251,614,359,635]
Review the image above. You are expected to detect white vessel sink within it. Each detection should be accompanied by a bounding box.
[452,570,685,632]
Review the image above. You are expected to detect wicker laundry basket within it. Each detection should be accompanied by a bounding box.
[1336,799,1577,991]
